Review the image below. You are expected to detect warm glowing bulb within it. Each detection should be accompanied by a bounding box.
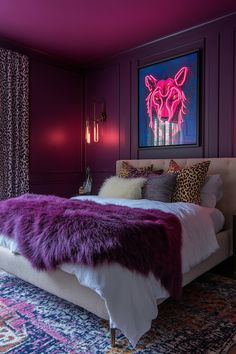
[85,121,91,144]
[94,120,99,143]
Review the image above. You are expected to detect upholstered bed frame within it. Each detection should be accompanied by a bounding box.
[0,157,235,347]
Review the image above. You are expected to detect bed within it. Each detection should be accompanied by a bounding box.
[0,157,235,348]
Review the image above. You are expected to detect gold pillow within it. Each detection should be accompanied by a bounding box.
[167,160,211,204]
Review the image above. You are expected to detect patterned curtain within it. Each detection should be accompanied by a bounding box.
[0,48,29,199]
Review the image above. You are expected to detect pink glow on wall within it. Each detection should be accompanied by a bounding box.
[46,129,67,146]
[145,66,189,137]
[103,129,119,146]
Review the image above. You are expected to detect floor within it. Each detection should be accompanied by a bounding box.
[213,256,236,280]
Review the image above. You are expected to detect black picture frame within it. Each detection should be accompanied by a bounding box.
[138,50,200,148]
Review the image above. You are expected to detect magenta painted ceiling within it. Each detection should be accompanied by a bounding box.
[0,0,235,65]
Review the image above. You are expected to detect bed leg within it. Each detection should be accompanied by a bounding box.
[110,328,116,347]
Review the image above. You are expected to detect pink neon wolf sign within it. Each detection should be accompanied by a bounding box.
[145,66,189,137]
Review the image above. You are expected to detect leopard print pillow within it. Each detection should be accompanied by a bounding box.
[167,159,182,173]
[167,160,211,204]
[118,161,154,178]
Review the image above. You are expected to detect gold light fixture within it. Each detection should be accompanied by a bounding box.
[86,102,106,144]
[93,102,99,143]
[93,102,106,143]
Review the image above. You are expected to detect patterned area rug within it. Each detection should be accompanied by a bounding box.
[0,270,236,354]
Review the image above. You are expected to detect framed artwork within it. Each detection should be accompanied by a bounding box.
[138,51,200,148]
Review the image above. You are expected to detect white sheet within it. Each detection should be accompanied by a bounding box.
[0,197,222,347]
[202,207,225,233]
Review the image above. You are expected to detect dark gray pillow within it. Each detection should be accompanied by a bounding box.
[142,174,177,202]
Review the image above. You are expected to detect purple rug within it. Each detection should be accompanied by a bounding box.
[0,270,236,353]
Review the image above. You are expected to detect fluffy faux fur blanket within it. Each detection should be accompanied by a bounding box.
[0,194,182,298]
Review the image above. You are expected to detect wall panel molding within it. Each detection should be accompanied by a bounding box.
[218,27,235,157]
[29,59,84,197]
[84,13,236,185]
[204,32,220,157]
[84,63,120,174]
[119,60,132,159]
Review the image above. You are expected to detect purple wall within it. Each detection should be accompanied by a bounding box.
[1,13,236,197]
[84,65,120,192]
[84,13,236,193]
[0,39,85,197]
[29,59,84,197]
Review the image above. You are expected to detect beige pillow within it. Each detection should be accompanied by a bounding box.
[98,176,147,199]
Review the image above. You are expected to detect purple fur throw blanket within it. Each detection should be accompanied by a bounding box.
[0,194,182,298]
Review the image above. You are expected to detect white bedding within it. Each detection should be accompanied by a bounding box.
[0,197,224,347]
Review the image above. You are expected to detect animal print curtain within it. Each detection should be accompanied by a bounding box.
[0,48,29,199]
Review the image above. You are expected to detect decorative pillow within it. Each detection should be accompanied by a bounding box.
[118,161,162,178]
[142,174,177,202]
[167,160,211,204]
[98,176,147,199]
[167,159,181,173]
[200,174,223,208]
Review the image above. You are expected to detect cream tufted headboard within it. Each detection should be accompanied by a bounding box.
[116,158,236,229]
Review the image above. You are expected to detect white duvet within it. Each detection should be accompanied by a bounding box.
[0,196,224,347]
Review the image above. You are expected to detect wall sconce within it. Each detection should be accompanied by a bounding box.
[93,102,106,143]
[86,102,106,144]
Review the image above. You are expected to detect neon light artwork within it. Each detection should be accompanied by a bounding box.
[145,66,189,144]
